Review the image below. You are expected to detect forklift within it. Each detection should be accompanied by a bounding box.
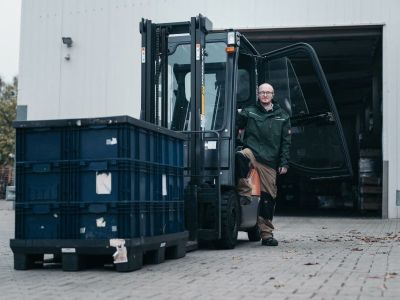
[139,15,352,249]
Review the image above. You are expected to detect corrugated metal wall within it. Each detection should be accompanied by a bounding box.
[18,0,400,218]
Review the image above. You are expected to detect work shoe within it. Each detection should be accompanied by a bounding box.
[261,237,278,246]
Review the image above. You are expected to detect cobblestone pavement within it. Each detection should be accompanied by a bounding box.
[1,200,399,300]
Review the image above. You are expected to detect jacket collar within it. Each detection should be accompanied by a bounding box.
[257,101,279,114]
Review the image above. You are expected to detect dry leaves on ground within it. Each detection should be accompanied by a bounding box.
[351,247,363,251]
[317,237,341,242]
[344,231,400,244]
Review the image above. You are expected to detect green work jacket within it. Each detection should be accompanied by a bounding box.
[236,102,291,170]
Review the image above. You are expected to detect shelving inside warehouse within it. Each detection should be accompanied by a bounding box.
[10,115,188,272]
[358,148,382,212]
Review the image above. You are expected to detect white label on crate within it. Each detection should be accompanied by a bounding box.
[110,239,128,264]
[106,137,117,145]
[205,141,217,150]
[62,248,76,253]
[112,226,118,232]
[96,217,106,227]
[96,172,112,194]
[160,242,166,248]
[80,227,86,234]
[162,174,167,196]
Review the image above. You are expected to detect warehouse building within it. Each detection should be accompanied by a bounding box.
[17,0,400,218]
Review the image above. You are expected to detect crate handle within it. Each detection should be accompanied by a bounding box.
[88,125,107,129]
[88,203,108,213]
[32,204,51,214]
[32,163,51,173]
[88,161,108,171]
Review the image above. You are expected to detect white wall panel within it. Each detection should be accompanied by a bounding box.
[106,1,139,117]
[381,4,400,218]
[18,0,400,217]
[18,0,63,120]
[59,0,109,118]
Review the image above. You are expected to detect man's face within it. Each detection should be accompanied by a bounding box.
[258,84,274,106]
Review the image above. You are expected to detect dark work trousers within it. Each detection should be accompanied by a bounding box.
[235,151,251,182]
[236,151,277,239]
[260,192,276,221]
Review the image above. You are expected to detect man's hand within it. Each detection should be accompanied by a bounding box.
[278,167,288,175]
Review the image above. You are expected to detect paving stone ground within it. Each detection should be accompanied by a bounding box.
[1,199,399,300]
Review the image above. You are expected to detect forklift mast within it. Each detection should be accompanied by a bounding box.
[139,15,212,186]
[139,15,229,243]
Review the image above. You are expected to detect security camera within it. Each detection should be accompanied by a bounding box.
[62,37,73,47]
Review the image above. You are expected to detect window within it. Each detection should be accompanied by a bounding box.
[167,42,227,131]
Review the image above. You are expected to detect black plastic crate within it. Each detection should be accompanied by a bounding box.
[157,134,184,166]
[63,201,184,239]
[68,159,184,204]
[15,162,70,204]
[163,201,185,234]
[15,202,68,239]
[139,201,184,237]
[14,116,185,165]
[15,127,70,162]
[69,122,184,164]
[13,116,186,243]
[15,201,184,240]
[67,202,140,239]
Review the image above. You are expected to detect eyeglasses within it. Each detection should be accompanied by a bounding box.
[258,91,274,96]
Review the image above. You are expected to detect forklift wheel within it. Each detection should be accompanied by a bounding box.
[247,226,261,242]
[214,190,239,249]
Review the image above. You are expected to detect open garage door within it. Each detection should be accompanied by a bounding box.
[242,26,382,215]
[261,43,352,179]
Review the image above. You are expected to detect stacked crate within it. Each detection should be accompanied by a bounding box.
[358,149,382,212]
[11,116,187,272]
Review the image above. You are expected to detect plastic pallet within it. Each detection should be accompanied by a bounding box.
[10,231,188,272]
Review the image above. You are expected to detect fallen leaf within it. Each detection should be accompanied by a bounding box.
[317,238,341,242]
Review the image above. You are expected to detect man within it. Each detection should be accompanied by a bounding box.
[236,82,291,246]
